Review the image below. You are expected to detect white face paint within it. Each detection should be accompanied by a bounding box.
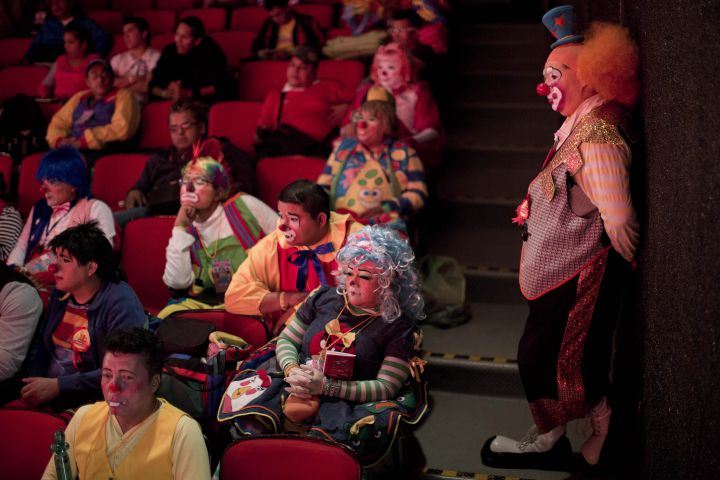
[549,86,563,111]
[181,191,199,205]
[543,66,564,112]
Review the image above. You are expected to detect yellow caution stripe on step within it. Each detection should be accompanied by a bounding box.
[422,467,534,479]
[422,351,518,365]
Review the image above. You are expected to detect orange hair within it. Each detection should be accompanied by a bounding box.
[576,22,640,108]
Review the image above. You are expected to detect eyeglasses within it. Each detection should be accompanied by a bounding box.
[169,121,198,134]
[180,176,211,189]
[387,27,415,34]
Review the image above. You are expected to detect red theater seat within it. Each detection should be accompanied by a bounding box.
[220,435,361,480]
[121,216,175,312]
[157,0,198,12]
[293,4,334,30]
[238,61,288,101]
[111,0,152,15]
[210,30,255,71]
[230,6,268,32]
[256,156,326,206]
[0,154,12,186]
[108,33,127,59]
[17,152,46,218]
[0,65,49,102]
[167,310,269,348]
[318,59,365,90]
[135,10,177,35]
[0,38,32,69]
[87,10,124,35]
[181,8,227,32]
[151,32,176,51]
[92,154,150,211]
[79,0,109,12]
[327,27,352,40]
[139,100,172,150]
[208,101,262,154]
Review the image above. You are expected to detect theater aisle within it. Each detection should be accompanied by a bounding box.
[404,2,616,479]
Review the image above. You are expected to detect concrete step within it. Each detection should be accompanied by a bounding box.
[451,71,544,104]
[446,103,559,149]
[466,267,524,304]
[453,23,548,45]
[436,164,536,204]
[443,145,548,171]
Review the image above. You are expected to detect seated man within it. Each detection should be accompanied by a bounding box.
[255,46,355,158]
[117,99,256,226]
[384,10,437,82]
[19,222,146,410]
[159,140,278,318]
[110,16,161,105]
[0,262,43,405]
[225,179,360,334]
[46,58,141,158]
[252,0,324,60]
[41,327,211,480]
[149,16,229,103]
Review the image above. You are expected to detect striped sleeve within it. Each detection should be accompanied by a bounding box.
[397,147,428,215]
[0,207,23,262]
[574,142,640,261]
[330,355,411,403]
[276,315,308,373]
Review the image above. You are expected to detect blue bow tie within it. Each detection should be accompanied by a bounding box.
[288,242,335,291]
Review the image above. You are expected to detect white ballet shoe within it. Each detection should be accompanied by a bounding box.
[580,396,612,465]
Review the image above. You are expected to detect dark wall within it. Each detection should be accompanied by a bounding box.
[574,0,720,478]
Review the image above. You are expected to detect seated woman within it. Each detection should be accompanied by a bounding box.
[345,43,444,168]
[19,223,146,410]
[159,139,277,318]
[218,226,428,464]
[6,147,115,295]
[318,87,427,232]
[38,25,100,101]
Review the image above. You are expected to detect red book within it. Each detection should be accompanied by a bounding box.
[322,350,355,380]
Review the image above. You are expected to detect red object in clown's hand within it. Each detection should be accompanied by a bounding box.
[47,263,58,274]
[536,83,551,96]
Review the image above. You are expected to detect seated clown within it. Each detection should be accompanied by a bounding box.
[217,226,428,464]
[344,43,444,168]
[318,86,428,232]
[159,140,278,318]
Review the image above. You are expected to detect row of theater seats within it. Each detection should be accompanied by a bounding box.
[11,151,326,311]
[0,406,361,480]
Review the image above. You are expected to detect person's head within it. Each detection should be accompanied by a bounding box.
[350,86,396,147]
[387,10,422,48]
[180,139,230,213]
[122,17,151,50]
[371,43,412,92]
[175,16,204,55]
[48,222,124,293]
[169,99,207,151]
[64,25,90,59]
[36,147,90,207]
[85,58,114,99]
[264,0,290,25]
[540,43,593,117]
[102,328,163,422]
[286,46,319,88]
[277,179,330,246]
[335,225,424,322]
[50,0,77,20]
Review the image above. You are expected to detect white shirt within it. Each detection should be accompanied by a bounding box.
[0,282,43,381]
[110,48,161,104]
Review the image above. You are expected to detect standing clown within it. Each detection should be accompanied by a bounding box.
[482,5,640,470]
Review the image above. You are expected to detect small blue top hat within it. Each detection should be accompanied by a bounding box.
[542,5,584,49]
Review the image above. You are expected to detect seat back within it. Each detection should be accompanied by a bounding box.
[151,32,176,52]
[293,4,334,30]
[168,310,269,348]
[135,9,177,35]
[181,8,227,32]
[0,154,12,188]
[92,154,150,211]
[0,65,49,102]
[121,216,176,312]
[318,60,366,90]
[0,408,69,480]
[111,0,153,15]
[208,101,262,154]
[0,38,32,69]
[209,31,255,71]
[138,100,172,150]
[238,61,288,101]
[79,0,109,12]
[220,435,361,480]
[108,33,128,59]
[157,0,198,12]
[256,156,326,207]
[230,6,268,32]
[17,152,46,218]
[87,10,124,34]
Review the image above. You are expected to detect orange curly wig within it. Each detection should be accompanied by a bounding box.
[576,22,640,108]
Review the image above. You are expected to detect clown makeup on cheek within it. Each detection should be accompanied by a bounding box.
[542,66,564,111]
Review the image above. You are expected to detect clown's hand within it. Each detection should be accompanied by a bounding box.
[285,368,313,399]
[298,364,325,396]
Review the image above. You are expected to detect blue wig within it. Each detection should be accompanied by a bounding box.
[35,147,90,199]
[335,225,425,323]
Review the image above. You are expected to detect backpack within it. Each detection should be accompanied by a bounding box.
[419,255,472,328]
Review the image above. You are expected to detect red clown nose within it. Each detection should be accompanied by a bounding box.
[48,263,59,274]
[536,83,551,96]
[357,120,368,129]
